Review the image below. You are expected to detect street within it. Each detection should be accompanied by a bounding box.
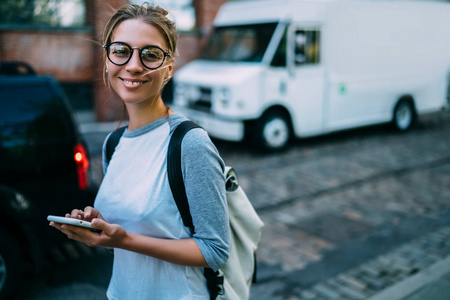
[16,110,450,300]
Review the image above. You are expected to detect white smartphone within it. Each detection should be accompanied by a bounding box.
[47,215,101,232]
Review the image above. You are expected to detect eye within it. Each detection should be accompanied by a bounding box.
[141,47,164,61]
[110,45,130,57]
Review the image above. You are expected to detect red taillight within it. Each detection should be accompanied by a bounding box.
[74,143,89,190]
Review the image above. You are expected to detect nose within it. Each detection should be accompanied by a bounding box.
[126,48,144,72]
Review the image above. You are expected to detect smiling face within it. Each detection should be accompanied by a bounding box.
[107,19,173,106]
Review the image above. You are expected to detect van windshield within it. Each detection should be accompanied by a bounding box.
[201,22,278,62]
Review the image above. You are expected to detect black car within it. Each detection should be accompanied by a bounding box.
[0,62,96,299]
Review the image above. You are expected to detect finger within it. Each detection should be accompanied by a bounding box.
[49,221,59,228]
[84,206,95,219]
[50,222,75,236]
[91,218,109,232]
[50,222,99,248]
[62,224,96,240]
[70,209,85,219]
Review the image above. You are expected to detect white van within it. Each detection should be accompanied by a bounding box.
[173,0,450,151]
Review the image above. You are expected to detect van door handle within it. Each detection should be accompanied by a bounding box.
[280,80,287,95]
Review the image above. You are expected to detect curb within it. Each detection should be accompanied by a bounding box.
[367,255,450,300]
[79,122,119,134]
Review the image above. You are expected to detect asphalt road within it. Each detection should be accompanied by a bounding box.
[16,110,450,300]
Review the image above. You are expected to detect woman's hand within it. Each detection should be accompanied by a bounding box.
[50,207,128,249]
[53,218,128,248]
[66,206,104,222]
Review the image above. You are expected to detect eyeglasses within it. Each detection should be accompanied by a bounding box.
[103,42,171,70]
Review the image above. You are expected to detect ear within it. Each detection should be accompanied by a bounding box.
[166,62,174,77]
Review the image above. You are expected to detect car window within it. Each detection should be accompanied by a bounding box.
[0,80,69,146]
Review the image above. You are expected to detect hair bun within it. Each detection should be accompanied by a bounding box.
[154,5,169,16]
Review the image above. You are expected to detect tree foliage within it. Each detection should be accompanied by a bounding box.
[0,0,84,27]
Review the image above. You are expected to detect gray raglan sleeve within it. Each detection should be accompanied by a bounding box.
[181,129,230,271]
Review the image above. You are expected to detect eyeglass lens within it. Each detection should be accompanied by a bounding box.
[107,43,165,69]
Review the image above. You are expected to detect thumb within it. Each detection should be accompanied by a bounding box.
[91,218,108,231]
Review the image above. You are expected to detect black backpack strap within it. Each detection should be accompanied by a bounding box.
[205,268,223,299]
[105,126,127,165]
[167,120,222,300]
[167,121,201,234]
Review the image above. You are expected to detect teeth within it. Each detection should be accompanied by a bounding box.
[124,80,143,86]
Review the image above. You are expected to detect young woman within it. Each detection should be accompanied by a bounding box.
[50,3,230,299]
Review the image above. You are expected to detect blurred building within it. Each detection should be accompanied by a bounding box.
[0,0,227,122]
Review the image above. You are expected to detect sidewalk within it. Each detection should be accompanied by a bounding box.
[369,256,450,300]
[75,111,118,134]
[250,224,450,300]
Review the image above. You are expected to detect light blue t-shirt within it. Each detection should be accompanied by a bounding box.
[94,114,230,300]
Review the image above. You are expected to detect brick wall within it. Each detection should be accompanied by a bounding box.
[87,0,128,122]
[0,30,94,82]
[176,33,202,71]
[194,0,228,31]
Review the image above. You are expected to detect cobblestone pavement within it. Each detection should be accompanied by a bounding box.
[286,226,450,300]
[18,111,450,299]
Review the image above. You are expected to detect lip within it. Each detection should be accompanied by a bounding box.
[120,78,148,88]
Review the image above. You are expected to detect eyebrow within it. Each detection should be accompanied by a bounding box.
[110,41,166,50]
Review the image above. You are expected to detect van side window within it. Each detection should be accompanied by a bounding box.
[295,30,320,65]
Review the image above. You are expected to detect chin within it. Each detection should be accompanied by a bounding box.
[121,94,156,105]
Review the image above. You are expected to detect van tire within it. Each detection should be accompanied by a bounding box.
[0,229,22,299]
[252,110,292,152]
[392,98,416,131]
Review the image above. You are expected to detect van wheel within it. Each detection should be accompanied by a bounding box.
[253,110,291,152]
[0,230,22,299]
[392,99,415,131]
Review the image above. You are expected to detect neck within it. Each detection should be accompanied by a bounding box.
[125,96,171,131]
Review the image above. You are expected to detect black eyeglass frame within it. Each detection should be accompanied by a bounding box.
[103,41,172,70]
